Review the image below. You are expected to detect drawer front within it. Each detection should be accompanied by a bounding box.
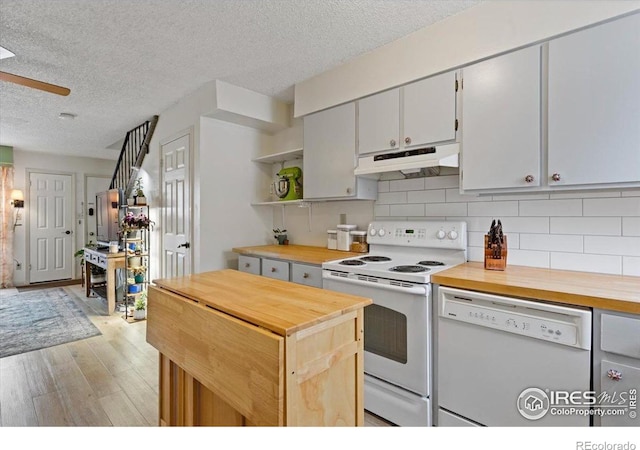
[601,314,640,359]
[599,359,640,427]
[238,255,261,275]
[261,258,289,282]
[291,263,322,288]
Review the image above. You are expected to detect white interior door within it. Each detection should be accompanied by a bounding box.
[29,172,73,283]
[85,176,110,245]
[161,133,191,278]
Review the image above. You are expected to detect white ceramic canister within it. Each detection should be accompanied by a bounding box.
[327,230,338,250]
[336,224,357,251]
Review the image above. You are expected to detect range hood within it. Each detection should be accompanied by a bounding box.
[354,143,459,176]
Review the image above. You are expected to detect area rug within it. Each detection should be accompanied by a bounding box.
[0,287,101,358]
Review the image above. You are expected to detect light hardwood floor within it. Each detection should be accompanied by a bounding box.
[0,284,391,427]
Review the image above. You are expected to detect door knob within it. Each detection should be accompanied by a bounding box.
[404,137,412,145]
[551,173,561,182]
[64,230,72,235]
[525,175,534,183]
[177,242,190,249]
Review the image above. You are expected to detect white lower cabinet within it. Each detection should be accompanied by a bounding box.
[261,258,290,282]
[237,255,323,288]
[593,309,640,427]
[291,263,322,288]
[238,255,261,275]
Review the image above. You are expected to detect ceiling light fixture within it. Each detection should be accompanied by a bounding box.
[0,46,15,60]
[58,112,77,120]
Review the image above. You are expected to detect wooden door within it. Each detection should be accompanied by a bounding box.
[161,133,191,278]
[403,70,457,147]
[548,13,640,187]
[29,172,73,283]
[357,88,400,155]
[461,45,541,191]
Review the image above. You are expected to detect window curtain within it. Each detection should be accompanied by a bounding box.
[0,165,14,288]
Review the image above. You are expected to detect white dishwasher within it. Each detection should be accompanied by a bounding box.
[436,286,592,427]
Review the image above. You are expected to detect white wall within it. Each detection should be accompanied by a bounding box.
[375,175,640,276]
[294,1,640,116]
[198,117,272,270]
[12,150,115,285]
[273,200,374,248]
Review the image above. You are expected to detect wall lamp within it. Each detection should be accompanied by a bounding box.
[11,189,24,230]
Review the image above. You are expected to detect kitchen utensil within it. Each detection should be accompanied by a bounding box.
[273,167,303,201]
[485,219,507,270]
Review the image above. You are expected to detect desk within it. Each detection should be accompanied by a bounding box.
[84,247,125,315]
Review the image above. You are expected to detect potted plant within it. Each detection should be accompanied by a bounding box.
[121,211,155,234]
[132,266,146,283]
[273,228,288,245]
[133,177,146,205]
[133,291,146,320]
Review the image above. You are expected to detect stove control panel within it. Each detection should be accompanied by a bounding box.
[368,220,467,250]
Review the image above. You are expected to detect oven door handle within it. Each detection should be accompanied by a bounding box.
[322,271,429,295]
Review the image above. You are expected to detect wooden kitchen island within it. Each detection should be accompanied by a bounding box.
[147,269,372,426]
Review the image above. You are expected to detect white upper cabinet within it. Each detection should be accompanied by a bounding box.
[357,71,458,156]
[461,45,541,191]
[304,103,377,200]
[403,71,457,147]
[547,13,640,188]
[358,88,400,155]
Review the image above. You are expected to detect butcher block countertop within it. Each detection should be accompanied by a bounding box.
[153,269,372,336]
[432,262,640,314]
[232,244,361,265]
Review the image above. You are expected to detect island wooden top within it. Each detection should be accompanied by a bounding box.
[232,245,362,265]
[152,269,372,336]
[432,262,640,314]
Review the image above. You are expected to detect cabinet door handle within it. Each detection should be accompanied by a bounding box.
[389,139,396,147]
[245,263,250,268]
[404,137,412,145]
[303,273,310,279]
[551,173,561,182]
[271,267,277,273]
[607,369,622,381]
[525,175,534,183]
[346,187,353,195]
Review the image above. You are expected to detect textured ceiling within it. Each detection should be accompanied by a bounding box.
[0,0,481,160]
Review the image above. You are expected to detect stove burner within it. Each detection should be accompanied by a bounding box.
[339,259,366,266]
[417,260,445,266]
[389,265,430,273]
[359,256,392,262]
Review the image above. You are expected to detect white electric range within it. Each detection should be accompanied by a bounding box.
[322,220,467,427]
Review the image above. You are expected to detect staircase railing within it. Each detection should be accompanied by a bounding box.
[109,115,159,197]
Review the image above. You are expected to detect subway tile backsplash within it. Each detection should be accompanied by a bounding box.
[375,175,640,276]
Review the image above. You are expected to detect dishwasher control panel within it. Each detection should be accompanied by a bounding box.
[442,300,578,346]
[438,287,592,350]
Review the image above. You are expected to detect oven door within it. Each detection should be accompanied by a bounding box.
[323,273,430,396]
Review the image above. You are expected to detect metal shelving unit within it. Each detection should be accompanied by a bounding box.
[120,204,150,321]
